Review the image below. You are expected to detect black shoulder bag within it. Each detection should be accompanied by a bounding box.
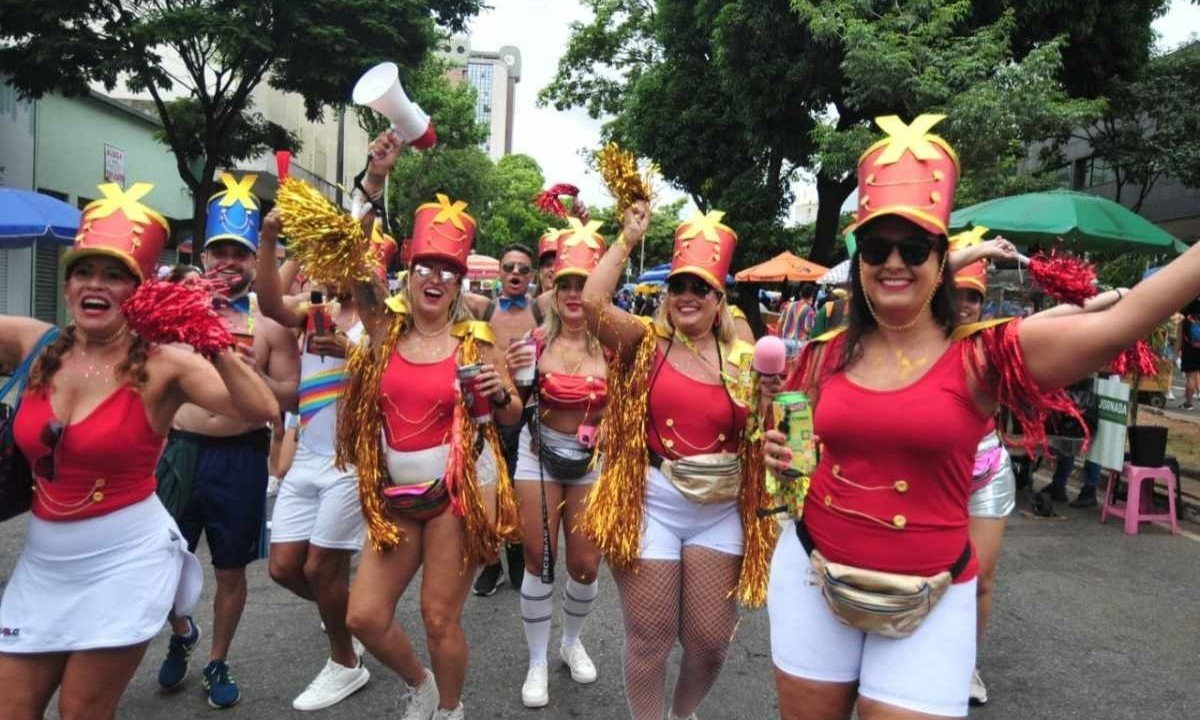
[1,327,62,522]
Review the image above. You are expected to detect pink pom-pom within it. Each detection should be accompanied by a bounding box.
[533,183,580,218]
[1029,250,1098,306]
[121,279,234,358]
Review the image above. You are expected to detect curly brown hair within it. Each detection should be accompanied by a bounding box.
[27,325,152,394]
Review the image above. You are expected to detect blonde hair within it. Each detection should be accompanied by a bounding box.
[396,280,473,334]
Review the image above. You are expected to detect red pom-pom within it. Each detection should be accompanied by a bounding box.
[1111,340,1159,377]
[533,183,581,218]
[1029,250,1098,306]
[121,279,234,358]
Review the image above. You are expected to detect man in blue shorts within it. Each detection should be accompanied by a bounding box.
[154,174,299,709]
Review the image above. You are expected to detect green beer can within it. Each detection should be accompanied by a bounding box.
[773,391,816,477]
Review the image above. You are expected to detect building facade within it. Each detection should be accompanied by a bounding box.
[443,36,521,159]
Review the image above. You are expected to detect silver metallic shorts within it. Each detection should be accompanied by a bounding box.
[968,431,1016,518]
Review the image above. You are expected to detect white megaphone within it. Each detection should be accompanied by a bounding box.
[352,62,437,151]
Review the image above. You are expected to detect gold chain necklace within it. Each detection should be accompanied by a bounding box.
[76,325,129,380]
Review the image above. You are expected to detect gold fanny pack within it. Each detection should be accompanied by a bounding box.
[655,452,741,505]
[798,522,970,639]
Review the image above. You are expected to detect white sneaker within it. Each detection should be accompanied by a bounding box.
[352,636,365,660]
[432,703,464,719]
[559,642,597,684]
[291,658,370,711]
[521,665,549,708]
[969,667,988,706]
[400,669,440,720]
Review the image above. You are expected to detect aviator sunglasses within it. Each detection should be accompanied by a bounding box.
[501,261,532,276]
[412,263,462,283]
[858,235,937,266]
[667,276,718,298]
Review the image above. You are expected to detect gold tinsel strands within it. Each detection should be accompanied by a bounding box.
[596,143,651,214]
[335,310,520,566]
[337,312,407,551]
[581,323,658,569]
[276,178,374,287]
[734,366,778,609]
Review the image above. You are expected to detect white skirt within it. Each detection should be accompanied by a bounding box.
[0,495,203,653]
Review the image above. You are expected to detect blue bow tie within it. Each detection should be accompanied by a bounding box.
[498,296,528,311]
[229,295,252,314]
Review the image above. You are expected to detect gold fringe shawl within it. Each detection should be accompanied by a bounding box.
[336,314,518,566]
[581,324,778,608]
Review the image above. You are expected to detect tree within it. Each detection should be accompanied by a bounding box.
[0,0,481,238]
[1074,42,1200,213]
[477,154,552,257]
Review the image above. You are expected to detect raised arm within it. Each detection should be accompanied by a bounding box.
[1019,243,1200,388]
[256,208,306,329]
[169,347,280,424]
[351,130,408,345]
[948,237,1018,271]
[582,201,652,364]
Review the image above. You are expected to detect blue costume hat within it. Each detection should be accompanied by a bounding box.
[205,172,261,252]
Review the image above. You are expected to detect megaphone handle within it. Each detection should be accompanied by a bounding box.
[369,129,404,160]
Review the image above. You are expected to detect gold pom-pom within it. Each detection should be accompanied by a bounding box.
[596,143,652,214]
[276,178,374,287]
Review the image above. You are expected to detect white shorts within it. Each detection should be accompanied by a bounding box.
[270,445,364,550]
[768,521,976,718]
[640,467,743,561]
[513,425,598,485]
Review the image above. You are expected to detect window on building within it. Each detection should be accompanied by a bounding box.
[466,61,495,152]
[32,243,60,324]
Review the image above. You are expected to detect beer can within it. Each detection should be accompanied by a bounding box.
[772,391,816,477]
[457,363,493,424]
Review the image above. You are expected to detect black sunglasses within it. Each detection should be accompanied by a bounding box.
[412,263,461,284]
[34,421,64,480]
[501,261,532,275]
[667,276,718,298]
[858,235,937,266]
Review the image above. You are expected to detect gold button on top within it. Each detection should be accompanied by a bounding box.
[95,478,107,488]
[824,494,832,506]
[588,393,597,400]
[894,480,908,493]
[664,439,675,449]
[586,375,594,383]
[892,514,907,529]
[666,418,675,427]
[92,491,105,503]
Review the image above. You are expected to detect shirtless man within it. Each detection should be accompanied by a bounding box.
[155,180,300,709]
[471,243,542,597]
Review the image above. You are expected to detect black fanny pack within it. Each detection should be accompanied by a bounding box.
[532,432,594,481]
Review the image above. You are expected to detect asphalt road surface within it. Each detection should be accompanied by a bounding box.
[2,487,1198,719]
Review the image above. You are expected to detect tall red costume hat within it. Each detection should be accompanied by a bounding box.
[65,183,170,281]
[370,220,399,276]
[553,218,606,280]
[538,228,564,262]
[950,226,989,295]
[410,194,475,273]
[847,114,960,238]
[669,210,737,291]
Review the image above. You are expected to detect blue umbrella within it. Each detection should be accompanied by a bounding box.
[0,188,81,248]
[637,262,734,286]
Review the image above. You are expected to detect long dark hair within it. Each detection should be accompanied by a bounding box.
[837,235,958,372]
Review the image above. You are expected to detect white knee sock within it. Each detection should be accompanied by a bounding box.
[521,571,554,667]
[561,577,599,648]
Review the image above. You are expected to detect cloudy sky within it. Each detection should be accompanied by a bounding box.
[467,0,1200,217]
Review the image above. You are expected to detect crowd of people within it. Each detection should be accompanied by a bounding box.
[2,113,1200,720]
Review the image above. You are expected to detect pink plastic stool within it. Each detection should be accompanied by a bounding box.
[1100,462,1180,535]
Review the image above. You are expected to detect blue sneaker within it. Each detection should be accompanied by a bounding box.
[157,617,200,689]
[202,660,241,709]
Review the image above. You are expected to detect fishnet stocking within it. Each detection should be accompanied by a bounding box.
[614,560,681,720]
[670,546,742,718]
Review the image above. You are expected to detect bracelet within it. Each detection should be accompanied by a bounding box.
[1115,289,1124,301]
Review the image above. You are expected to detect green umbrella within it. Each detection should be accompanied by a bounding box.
[949,189,1183,254]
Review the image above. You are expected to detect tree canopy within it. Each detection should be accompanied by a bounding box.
[0,0,482,237]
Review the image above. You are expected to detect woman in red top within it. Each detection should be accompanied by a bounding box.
[580,203,776,720]
[334,132,522,720]
[503,220,609,708]
[762,115,1200,720]
[0,183,278,720]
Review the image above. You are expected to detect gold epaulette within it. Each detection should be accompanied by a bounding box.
[950,317,1013,343]
[730,306,747,321]
[451,319,495,345]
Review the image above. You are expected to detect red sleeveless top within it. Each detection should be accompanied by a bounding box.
[646,349,747,459]
[14,386,165,522]
[380,350,457,452]
[797,338,988,582]
[540,373,608,412]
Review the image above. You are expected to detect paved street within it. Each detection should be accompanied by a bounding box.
[2,484,1198,719]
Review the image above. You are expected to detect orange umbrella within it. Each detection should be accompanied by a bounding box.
[735,251,827,283]
[466,253,500,280]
